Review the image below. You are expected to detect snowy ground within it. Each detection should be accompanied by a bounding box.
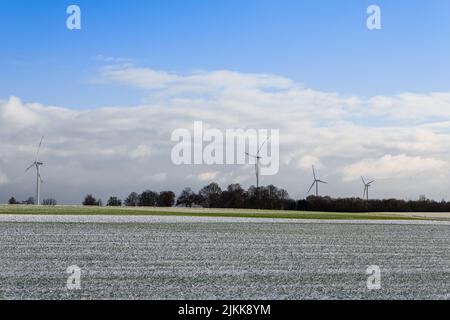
[0,216,449,299]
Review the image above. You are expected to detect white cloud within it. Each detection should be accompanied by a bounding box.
[342,155,449,181]
[198,171,219,182]
[139,172,168,183]
[100,65,294,94]
[295,155,322,170]
[367,92,450,120]
[129,144,154,160]
[93,54,134,64]
[2,66,450,202]
[0,172,8,185]
[151,172,167,182]
[0,96,41,127]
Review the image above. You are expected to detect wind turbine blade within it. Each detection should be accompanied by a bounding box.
[361,176,366,185]
[307,181,316,193]
[35,136,44,161]
[368,180,375,185]
[38,173,43,184]
[245,152,257,158]
[257,137,269,154]
[318,180,327,184]
[312,166,316,180]
[25,162,35,172]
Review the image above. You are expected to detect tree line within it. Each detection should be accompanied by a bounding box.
[79,182,450,213]
[7,182,450,212]
[8,197,57,206]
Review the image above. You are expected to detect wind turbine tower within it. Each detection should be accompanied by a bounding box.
[361,176,375,201]
[245,137,269,189]
[26,136,44,206]
[307,166,327,197]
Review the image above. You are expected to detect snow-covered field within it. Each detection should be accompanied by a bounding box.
[0,216,449,299]
[0,214,449,224]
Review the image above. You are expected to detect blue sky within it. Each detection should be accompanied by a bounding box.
[1,0,450,109]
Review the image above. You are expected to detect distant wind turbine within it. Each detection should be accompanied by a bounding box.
[245,137,269,189]
[361,176,375,201]
[26,136,44,206]
[307,166,327,197]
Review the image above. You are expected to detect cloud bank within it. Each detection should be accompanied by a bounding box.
[1,65,450,203]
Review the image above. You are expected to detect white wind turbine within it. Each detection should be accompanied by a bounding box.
[307,165,327,197]
[26,136,44,206]
[245,137,269,189]
[361,176,375,201]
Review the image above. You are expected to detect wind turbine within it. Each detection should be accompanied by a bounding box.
[307,166,327,197]
[26,136,44,206]
[361,176,375,201]
[245,137,269,189]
